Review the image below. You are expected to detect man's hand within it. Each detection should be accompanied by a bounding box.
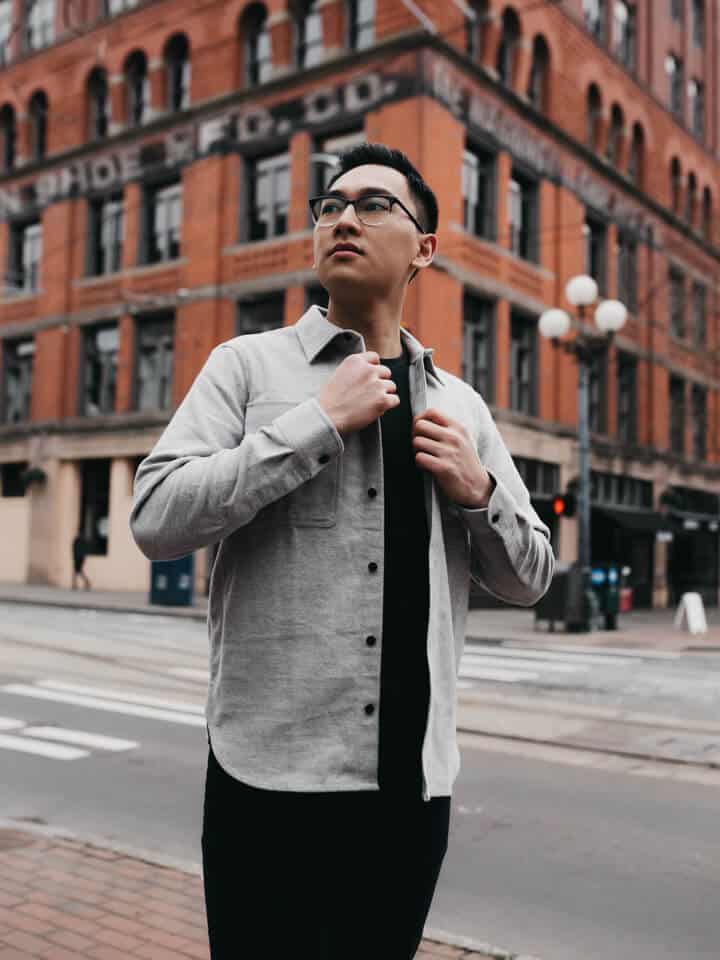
[412,409,495,508]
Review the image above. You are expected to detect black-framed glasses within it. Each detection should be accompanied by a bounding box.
[309,193,426,232]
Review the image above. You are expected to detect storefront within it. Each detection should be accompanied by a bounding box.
[662,487,720,608]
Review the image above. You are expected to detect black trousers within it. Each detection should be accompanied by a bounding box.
[201,743,451,959]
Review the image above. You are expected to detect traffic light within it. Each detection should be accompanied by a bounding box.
[551,491,577,518]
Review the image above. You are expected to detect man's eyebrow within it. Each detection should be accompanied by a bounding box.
[325,187,395,198]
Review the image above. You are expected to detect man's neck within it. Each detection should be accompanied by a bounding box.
[325,299,403,359]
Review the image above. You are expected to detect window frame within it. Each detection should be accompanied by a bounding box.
[668,266,685,338]
[132,314,175,413]
[669,375,686,455]
[140,179,182,265]
[583,214,608,294]
[87,192,124,277]
[236,291,286,335]
[462,292,495,402]
[8,219,42,294]
[616,351,637,445]
[25,0,55,52]
[462,144,496,242]
[244,151,290,243]
[79,322,119,417]
[1,337,35,424]
[508,169,539,262]
[509,309,538,416]
[348,0,375,51]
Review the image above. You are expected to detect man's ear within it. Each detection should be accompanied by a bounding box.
[410,233,438,277]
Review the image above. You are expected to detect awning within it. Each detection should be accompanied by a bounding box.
[595,508,668,533]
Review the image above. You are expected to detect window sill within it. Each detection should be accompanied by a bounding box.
[75,272,124,288]
[125,258,187,276]
[0,289,40,304]
[223,230,311,254]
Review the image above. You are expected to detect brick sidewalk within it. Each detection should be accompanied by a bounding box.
[0,828,499,960]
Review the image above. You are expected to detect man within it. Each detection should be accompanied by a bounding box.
[130,143,553,958]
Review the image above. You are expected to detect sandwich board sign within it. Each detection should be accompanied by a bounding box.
[674,592,708,635]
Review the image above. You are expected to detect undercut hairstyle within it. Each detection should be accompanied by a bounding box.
[326,142,439,235]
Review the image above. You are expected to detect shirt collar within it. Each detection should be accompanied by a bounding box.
[295,305,445,387]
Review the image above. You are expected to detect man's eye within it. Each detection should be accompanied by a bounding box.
[320,200,342,214]
[361,198,388,211]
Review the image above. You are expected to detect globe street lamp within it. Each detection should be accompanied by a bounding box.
[539,276,628,631]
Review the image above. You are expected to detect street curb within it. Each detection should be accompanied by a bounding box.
[0,594,208,621]
[424,927,543,959]
[455,725,720,770]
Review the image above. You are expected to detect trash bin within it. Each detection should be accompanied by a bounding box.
[149,554,194,607]
[590,564,620,630]
[534,565,570,631]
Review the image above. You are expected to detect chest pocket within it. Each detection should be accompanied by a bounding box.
[244,400,339,528]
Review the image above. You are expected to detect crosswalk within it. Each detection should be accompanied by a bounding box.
[457,643,680,688]
[0,645,684,759]
[0,679,205,760]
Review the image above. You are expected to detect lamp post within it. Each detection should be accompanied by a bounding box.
[539,276,628,631]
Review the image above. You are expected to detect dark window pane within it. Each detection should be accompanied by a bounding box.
[463,147,495,240]
[79,459,110,556]
[247,153,289,242]
[669,376,685,454]
[462,293,494,401]
[509,311,537,415]
[2,339,34,423]
[82,324,119,416]
[134,317,174,411]
[237,292,285,334]
[1,462,28,497]
[617,352,637,444]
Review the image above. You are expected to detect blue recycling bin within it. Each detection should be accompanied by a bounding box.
[149,554,194,606]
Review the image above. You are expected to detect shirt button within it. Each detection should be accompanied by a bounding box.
[366,635,377,647]
[368,487,377,498]
[491,513,500,524]
[319,453,330,465]
[364,704,375,716]
[368,562,378,573]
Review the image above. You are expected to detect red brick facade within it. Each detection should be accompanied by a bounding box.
[0,0,718,600]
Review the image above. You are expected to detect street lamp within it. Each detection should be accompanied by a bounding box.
[539,276,628,631]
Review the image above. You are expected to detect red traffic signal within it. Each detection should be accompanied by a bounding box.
[552,492,577,517]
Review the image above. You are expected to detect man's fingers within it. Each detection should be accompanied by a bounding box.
[414,408,451,428]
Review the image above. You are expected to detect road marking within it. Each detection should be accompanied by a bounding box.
[461,653,585,675]
[0,717,25,731]
[0,733,88,760]
[1,684,206,727]
[21,726,138,752]
[168,667,209,682]
[459,666,539,683]
[540,643,682,660]
[35,680,204,715]
[465,646,642,667]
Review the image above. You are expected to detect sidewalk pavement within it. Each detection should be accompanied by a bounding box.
[1,582,719,652]
[0,823,509,960]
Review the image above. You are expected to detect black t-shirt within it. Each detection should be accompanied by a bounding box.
[377,345,431,795]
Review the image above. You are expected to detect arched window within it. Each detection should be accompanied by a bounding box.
[241,4,272,86]
[294,0,323,69]
[28,90,47,161]
[701,187,712,242]
[87,67,109,140]
[496,8,520,88]
[164,33,190,111]
[628,122,644,187]
[587,83,602,150]
[0,103,16,171]
[527,35,550,112]
[685,172,697,226]
[348,0,374,51]
[124,50,149,127]
[465,0,488,62]
[606,103,623,166]
[670,156,682,213]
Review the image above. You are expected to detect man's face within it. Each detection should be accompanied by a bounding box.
[313,164,432,297]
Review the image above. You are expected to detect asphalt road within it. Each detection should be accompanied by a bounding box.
[2,603,720,958]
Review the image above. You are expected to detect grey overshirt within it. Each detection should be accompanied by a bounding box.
[130,306,554,800]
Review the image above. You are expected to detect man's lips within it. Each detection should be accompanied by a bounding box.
[329,245,363,257]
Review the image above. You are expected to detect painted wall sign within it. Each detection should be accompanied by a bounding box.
[0,70,412,222]
[429,61,649,233]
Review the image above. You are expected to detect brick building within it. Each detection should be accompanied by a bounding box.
[0,0,718,607]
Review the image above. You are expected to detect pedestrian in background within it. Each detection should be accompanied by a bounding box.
[130,143,553,959]
[71,532,91,591]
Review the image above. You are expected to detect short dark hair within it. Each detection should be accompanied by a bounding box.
[326,142,439,234]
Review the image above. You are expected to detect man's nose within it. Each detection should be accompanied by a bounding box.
[333,203,362,230]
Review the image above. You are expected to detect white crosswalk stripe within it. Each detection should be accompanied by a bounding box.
[2,682,206,727]
[458,643,682,686]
